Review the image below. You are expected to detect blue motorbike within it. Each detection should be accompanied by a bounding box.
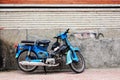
[15,29,85,73]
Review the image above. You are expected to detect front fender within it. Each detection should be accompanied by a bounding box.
[66,47,80,65]
[66,50,72,65]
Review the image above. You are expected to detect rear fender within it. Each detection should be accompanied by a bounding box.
[15,50,23,59]
[15,44,31,58]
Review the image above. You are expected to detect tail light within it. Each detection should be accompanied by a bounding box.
[14,42,18,48]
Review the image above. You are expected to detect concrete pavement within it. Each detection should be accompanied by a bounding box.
[0,68,120,80]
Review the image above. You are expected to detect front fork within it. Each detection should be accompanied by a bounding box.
[64,38,79,65]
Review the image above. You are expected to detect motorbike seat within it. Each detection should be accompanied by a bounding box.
[37,40,51,45]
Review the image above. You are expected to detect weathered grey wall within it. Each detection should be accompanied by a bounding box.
[0,29,120,69]
[0,38,17,70]
[1,28,120,43]
[78,39,120,68]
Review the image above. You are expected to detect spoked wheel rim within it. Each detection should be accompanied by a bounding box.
[17,51,38,72]
[70,51,85,73]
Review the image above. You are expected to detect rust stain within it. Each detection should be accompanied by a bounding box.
[0,0,120,4]
[0,27,4,30]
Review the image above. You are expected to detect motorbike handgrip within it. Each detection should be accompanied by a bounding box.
[65,28,70,34]
[53,36,60,39]
[53,36,58,38]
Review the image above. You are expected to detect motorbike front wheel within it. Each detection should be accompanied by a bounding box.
[17,50,38,72]
[69,51,85,73]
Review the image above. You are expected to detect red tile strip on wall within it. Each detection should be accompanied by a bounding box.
[0,0,120,4]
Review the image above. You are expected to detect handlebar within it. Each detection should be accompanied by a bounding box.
[54,28,70,39]
[65,28,70,34]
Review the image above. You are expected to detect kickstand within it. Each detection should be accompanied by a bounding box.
[43,66,47,74]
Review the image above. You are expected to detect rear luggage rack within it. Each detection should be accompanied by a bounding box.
[21,40,34,43]
[21,40,35,46]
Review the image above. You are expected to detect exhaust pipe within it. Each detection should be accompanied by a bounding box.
[19,61,59,67]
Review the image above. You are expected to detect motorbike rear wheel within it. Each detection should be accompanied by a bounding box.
[17,50,38,72]
[69,51,85,73]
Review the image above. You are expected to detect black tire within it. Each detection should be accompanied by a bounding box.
[69,51,85,73]
[17,50,38,72]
